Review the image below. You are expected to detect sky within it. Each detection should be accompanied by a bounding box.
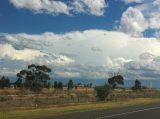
[1,0,160,84]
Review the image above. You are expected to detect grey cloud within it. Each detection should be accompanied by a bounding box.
[124,52,160,80]
[91,47,103,53]
[59,52,77,58]
[139,52,155,60]
[153,56,160,62]
[1,30,160,81]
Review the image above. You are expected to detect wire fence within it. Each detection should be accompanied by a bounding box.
[1,88,160,118]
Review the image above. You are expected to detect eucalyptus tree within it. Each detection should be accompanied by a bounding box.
[17,64,51,92]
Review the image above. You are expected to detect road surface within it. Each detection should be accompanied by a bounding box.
[36,103,160,119]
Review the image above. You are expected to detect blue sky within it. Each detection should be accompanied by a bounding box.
[0,0,126,34]
[1,0,160,84]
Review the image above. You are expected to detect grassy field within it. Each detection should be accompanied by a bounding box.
[1,98,160,119]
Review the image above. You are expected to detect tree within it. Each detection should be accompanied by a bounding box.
[108,75,124,89]
[16,64,51,92]
[0,76,10,88]
[84,83,92,88]
[87,83,92,88]
[15,78,22,88]
[57,82,63,89]
[68,80,74,90]
[54,81,58,89]
[47,82,51,89]
[95,84,112,101]
[132,79,141,90]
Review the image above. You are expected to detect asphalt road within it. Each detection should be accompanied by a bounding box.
[36,103,160,119]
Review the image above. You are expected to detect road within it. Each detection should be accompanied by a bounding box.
[36,103,160,119]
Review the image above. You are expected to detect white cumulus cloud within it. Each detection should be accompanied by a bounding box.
[119,7,148,37]
[71,0,107,16]
[1,30,160,80]
[149,13,160,29]
[122,0,144,4]
[0,44,44,61]
[55,71,80,78]
[10,0,107,16]
[10,0,70,15]
[153,30,160,38]
[120,0,160,36]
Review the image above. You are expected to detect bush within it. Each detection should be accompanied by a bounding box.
[95,84,112,101]
[0,96,11,102]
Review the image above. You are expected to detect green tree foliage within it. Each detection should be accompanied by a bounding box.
[108,75,124,89]
[95,84,112,101]
[68,79,74,90]
[132,79,141,90]
[0,76,10,88]
[16,64,51,92]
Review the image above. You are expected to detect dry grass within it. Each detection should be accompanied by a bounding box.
[1,98,160,119]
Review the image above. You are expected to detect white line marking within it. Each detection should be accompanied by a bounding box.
[95,106,160,119]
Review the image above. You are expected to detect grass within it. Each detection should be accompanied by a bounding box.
[1,98,160,119]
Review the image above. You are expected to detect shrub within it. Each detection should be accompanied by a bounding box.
[95,84,112,101]
[0,96,11,102]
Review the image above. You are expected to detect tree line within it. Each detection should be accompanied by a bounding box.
[0,64,143,90]
[0,64,143,99]
[0,76,10,88]
[0,64,93,91]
